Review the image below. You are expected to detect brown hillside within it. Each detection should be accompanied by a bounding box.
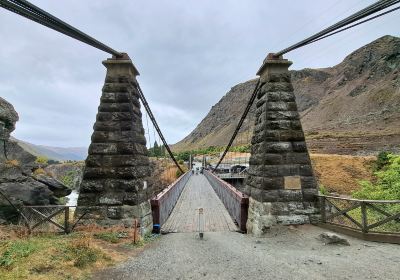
[174,35,400,155]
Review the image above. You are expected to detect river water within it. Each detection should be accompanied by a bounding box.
[66,190,79,206]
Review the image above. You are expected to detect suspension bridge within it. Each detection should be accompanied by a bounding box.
[1,0,400,243]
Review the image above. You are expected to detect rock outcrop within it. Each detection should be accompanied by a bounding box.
[0,98,71,223]
[174,35,400,155]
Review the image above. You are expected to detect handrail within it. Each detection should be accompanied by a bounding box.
[317,194,400,204]
[318,194,400,244]
[204,170,249,232]
[150,171,192,227]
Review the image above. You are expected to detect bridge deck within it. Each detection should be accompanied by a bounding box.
[162,174,238,233]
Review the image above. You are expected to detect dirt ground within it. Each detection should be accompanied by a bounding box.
[93,225,400,280]
[310,154,376,195]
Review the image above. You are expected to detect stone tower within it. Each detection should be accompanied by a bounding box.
[245,54,319,236]
[77,54,153,228]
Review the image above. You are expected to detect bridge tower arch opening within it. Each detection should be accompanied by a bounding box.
[245,54,320,236]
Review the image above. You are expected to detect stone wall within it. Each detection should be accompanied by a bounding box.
[244,57,319,236]
[77,55,154,228]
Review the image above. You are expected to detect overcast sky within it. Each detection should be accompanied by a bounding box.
[1,0,399,148]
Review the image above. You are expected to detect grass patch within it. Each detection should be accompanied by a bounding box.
[0,231,113,280]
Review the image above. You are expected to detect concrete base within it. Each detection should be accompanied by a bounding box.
[246,198,320,236]
[76,200,153,233]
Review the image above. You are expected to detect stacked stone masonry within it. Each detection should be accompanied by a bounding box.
[77,57,153,228]
[245,58,319,235]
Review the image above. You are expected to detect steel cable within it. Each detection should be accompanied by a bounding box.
[274,0,400,56]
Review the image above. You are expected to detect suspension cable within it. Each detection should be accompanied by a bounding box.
[136,84,184,173]
[213,79,262,171]
[308,6,400,45]
[0,0,122,57]
[273,0,400,57]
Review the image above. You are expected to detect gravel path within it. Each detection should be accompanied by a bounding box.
[93,225,399,280]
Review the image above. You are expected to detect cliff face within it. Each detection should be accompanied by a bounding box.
[174,35,400,155]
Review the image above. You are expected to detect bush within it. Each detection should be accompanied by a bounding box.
[64,238,100,268]
[35,156,48,166]
[353,153,400,200]
[374,151,391,171]
[319,184,329,195]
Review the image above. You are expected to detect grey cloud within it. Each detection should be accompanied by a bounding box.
[0,0,399,147]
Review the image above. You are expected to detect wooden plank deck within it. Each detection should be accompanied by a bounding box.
[162,174,238,233]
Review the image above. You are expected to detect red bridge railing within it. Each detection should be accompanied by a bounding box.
[150,171,192,227]
[204,170,249,232]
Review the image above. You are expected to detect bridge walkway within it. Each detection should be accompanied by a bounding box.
[162,174,238,233]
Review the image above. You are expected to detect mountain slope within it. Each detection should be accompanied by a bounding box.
[174,35,400,155]
[12,137,87,161]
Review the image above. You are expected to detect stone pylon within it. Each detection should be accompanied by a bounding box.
[77,54,153,228]
[245,54,319,236]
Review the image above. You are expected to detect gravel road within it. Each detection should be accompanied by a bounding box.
[93,225,399,280]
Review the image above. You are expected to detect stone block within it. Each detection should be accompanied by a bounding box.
[263,153,283,165]
[301,176,317,189]
[116,142,148,155]
[266,120,292,130]
[262,177,284,190]
[284,153,311,164]
[276,215,310,225]
[85,154,149,168]
[97,112,132,122]
[292,141,308,152]
[302,188,318,202]
[101,92,130,103]
[278,165,300,176]
[299,165,314,176]
[277,190,303,202]
[94,121,138,132]
[264,142,292,153]
[261,82,293,92]
[266,91,295,102]
[88,143,117,154]
[266,111,299,120]
[98,102,131,112]
[278,130,305,141]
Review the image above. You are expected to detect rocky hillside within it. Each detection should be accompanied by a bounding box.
[0,97,71,223]
[174,35,400,155]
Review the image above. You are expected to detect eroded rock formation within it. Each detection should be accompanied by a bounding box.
[0,97,71,223]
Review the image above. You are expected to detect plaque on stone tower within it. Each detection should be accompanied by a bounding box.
[245,54,320,236]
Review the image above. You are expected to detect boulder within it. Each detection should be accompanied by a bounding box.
[34,174,72,197]
[318,232,350,246]
[0,97,19,139]
[0,97,72,224]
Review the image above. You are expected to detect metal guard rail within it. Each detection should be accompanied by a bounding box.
[204,170,249,232]
[318,195,400,244]
[150,171,192,227]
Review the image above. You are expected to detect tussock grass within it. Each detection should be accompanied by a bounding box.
[0,225,158,280]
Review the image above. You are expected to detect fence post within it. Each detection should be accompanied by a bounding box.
[320,196,326,223]
[361,202,367,233]
[64,207,70,234]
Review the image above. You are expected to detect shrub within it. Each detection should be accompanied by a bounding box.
[4,160,19,167]
[64,237,100,268]
[35,156,48,166]
[374,151,391,171]
[33,168,46,175]
[353,153,400,200]
[319,184,329,195]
